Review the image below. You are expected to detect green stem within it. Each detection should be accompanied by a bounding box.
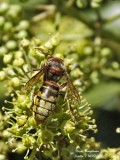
[101,69,120,79]
[29,147,37,160]
[103,14,120,25]
[32,5,56,22]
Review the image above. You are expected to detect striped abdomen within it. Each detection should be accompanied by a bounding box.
[32,81,59,123]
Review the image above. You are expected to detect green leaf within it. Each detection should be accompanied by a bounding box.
[83,81,120,110]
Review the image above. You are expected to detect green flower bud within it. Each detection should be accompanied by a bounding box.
[23,64,29,72]
[6,40,17,50]
[92,119,96,124]
[73,79,82,87]
[29,48,36,57]
[100,47,111,57]
[79,129,84,134]
[2,130,11,138]
[14,105,23,115]
[2,35,9,42]
[0,16,5,27]
[61,120,75,134]
[94,129,98,133]
[71,68,83,78]
[76,0,87,8]
[64,58,73,66]
[0,71,6,81]
[112,61,119,70]
[90,137,95,142]
[17,95,30,110]
[99,57,107,66]
[50,34,60,46]
[6,68,16,76]
[0,2,9,13]
[8,124,18,134]
[22,135,36,148]
[20,39,30,47]
[7,10,15,19]
[17,20,30,30]
[11,5,22,13]
[94,37,101,46]
[17,95,28,103]
[13,57,24,66]
[83,46,93,55]
[44,41,53,49]
[36,51,45,60]
[35,46,48,55]
[93,124,97,128]
[31,38,41,46]
[16,30,28,39]
[53,53,64,59]
[3,54,13,64]
[11,77,20,87]
[14,51,23,58]
[27,116,37,128]
[89,110,93,115]
[0,46,8,56]
[3,22,13,32]
[16,142,27,154]
[91,1,101,8]
[7,5,22,19]
[17,115,27,126]
[90,71,99,84]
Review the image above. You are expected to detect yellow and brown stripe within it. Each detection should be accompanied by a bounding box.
[32,81,59,122]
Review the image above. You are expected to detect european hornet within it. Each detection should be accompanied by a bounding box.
[24,57,79,123]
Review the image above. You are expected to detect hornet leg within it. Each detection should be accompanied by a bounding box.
[65,91,78,125]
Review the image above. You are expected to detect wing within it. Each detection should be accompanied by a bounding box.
[23,65,46,91]
[65,72,80,101]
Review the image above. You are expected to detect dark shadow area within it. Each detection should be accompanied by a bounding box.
[8,152,24,160]
[93,109,120,148]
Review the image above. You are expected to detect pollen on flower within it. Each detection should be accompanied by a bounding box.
[11,77,20,87]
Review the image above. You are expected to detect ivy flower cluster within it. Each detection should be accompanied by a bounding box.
[0,33,99,160]
[96,148,120,160]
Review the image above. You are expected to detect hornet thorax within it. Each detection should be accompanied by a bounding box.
[45,57,65,82]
